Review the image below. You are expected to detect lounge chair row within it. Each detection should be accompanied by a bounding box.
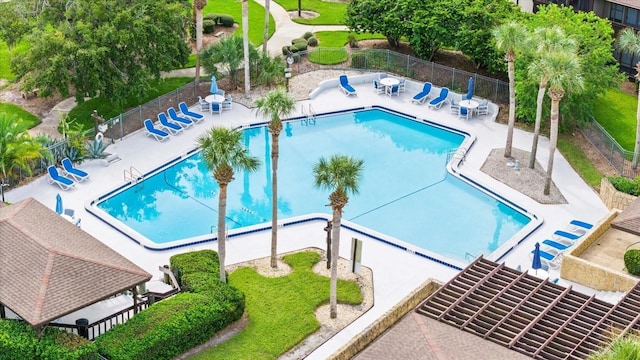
[144,102,205,142]
[532,219,594,269]
[47,158,90,190]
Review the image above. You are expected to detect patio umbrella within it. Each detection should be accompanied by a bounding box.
[466,77,474,100]
[531,242,543,275]
[210,75,219,95]
[55,193,63,214]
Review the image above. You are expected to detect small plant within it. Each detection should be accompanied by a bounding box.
[219,15,234,27]
[282,45,292,56]
[624,249,640,275]
[85,136,109,159]
[307,36,318,47]
[303,31,313,40]
[291,38,307,46]
[348,34,359,48]
[203,19,216,34]
[609,176,640,196]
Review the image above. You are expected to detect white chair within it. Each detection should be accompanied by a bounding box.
[198,96,209,111]
[222,95,233,110]
[386,84,400,97]
[476,99,489,115]
[398,78,406,93]
[449,96,460,115]
[373,80,384,95]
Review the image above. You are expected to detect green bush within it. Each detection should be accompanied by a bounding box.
[291,38,307,46]
[203,13,220,22]
[291,42,308,52]
[348,34,359,48]
[219,15,234,27]
[303,31,313,40]
[282,45,292,56]
[170,249,220,286]
[203,19,216,34]
[0,319,37,359]
[307,36,318,47]
[609,176,640,196]
[625,249,640,275]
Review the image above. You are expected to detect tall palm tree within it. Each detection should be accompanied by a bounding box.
[541,51,584,195]
[242,0,250,95]
[255,89,295,268]
[493,21,528,158]
[313,154,364,319]
[0,113,51,185]
[528,26,577,169]
[197,127,260,282]
[263,0,270,53]
[194,0,207,81]
[617,28,640,169]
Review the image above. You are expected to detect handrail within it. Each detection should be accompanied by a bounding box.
[123,166,143,183]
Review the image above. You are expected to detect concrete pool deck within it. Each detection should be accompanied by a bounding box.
[5,80,610,358]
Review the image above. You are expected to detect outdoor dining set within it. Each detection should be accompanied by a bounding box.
[198,75,232,115]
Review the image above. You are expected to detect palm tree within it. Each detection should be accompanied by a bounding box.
[255,89,295,268]
[528,26,577,169]
[242,0,250,95]
[194,0,207,81]
[263,0,270,53]
[616,28,640,169]
[313,154,364,319]
[541,51,584,195]
[0,113,52,185]
[493,21,528,158]
[197,127,260,282]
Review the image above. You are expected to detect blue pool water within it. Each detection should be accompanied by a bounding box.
[96,108,531,262]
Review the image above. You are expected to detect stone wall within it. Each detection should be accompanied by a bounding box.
[560,210,638,291]
[328,279,442,360]
[600,177,637,211]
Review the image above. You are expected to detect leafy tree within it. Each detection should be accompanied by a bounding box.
[313,154,364,318]
[0,1,32,49]
[252,52,285,87]
[255,89,295,269]
[11,0,190,106]
[528,26,576,169]
[493,21,528,158]
[515,4,622,128]
[616,28,640,169]
[197,127,260,282]
[408,0,462,61]
[0,113,52,184]
[346,0,417,48]
[202,36,258,90]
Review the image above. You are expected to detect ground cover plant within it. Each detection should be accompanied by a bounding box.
[593,88,637,152]
[273,0,347,25]
[203,0,274,46]
[188,250,362,359]
[0,103,40,128]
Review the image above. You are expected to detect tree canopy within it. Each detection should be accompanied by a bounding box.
[10,0,191,105]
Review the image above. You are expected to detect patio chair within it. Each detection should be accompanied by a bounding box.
[531,247,562,269]
[427,87,449,110]
[373,80,384,95]
[553,230,582,241]
[47,166,75,190]
[178,102,205,122]
[398,78,406,93]
[339,75,357,96]
[157,113,183,135]
[411,82,432,104]
[386,84,400,97]
[222,95,233,110]
[542,239,572,252]
[167,107,194,128]
[61,158,90,182]
[378,73,388,80]
[198,96,210,111]
[144,119,170,142]
[459,106,472,121]
[569,219,593,232]
[449,96,460,115]
[211,102,222,115]
[476,99,489,115]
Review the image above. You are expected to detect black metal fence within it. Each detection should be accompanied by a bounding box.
[581,119,640,178]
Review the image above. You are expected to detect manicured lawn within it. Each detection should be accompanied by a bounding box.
[188,251,362,359]
[67,77,194,130]
[558,136,602,187]
[273,0,347,25]
[593,88,637,152]
[308,31,385,64]
[0,103,40,129]
[203,0,275,46]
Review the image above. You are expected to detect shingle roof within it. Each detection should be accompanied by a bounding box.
[0,198,151,327]
[611,197,640,236]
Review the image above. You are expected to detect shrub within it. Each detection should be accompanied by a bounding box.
[203,19,216,34]
[0,319,37,359]
[303,31,313,40]
[291,41,307,52]
[348,34,359,48]
[219,15,234,27]
[307,36,318,47]
[170,249,220,286]
[609,176,640,196]
[282,45,292,56]
[625,249,640,275]
[203,13,220,22]
[291,38,307,46]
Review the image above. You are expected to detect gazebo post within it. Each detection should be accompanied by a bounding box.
[0,303,5,318]
[132,287,139,314]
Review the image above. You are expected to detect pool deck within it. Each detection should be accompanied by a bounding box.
[5,81,610,358]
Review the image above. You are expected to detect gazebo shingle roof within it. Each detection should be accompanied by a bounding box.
[0,198,151,327]
[611,196,640,236]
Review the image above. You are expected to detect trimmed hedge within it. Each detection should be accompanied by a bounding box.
[219,15,234,27]
[307,36,318,47]
[0,319,98,360]
[203,19,216,34]
[94,250,244,360]
[625,249,640,275]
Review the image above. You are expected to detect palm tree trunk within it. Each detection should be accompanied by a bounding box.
[330,208,341,319]
[242,0,250,95]
[218,183,228,283]
[270,133,279,268]
[544,98,560,196]
[529,82,547,169]
[504,58,516,158]
[195,3,204,81]
[633,84,640,169]
[263,0,270,53]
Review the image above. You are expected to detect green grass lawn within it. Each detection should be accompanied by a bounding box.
[0,40,29,81]
[593,87,637,152]
[0,102,41,128]
[188,251,362,360]
[558,135,603,187]
[273,0,347,25]
[307,31,385,64]
[203,0,275,47]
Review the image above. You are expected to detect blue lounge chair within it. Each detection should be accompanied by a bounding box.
[553,230,581,241]
[531,247,561,269]
[339,75,357,96]
[157,112,183,135]
[61,158,89,182]
[167,107,194,128]
[542,239,571,251]
[178,102,205,122]
[427,87,449,110]
[570,220,593,230]
[47,166,75,190]
[412,83,432,104]
[144,119,170,142]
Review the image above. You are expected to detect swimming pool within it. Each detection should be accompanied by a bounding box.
[90,107,535,265]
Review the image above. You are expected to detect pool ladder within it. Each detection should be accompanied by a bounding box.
[300,103,316,126]
[447,146,468,164]
[124,166,143,184]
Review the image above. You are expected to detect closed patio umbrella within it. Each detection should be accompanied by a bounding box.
[531,242,542,275]
[466,77,474,100]
[210,75,219,94]
[55,193,63,215]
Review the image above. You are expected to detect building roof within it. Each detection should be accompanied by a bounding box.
[0,198,151,327]
[610,197,640,236]
[418,257,640,359]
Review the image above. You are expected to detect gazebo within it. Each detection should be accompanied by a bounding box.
[0,198,151,335]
